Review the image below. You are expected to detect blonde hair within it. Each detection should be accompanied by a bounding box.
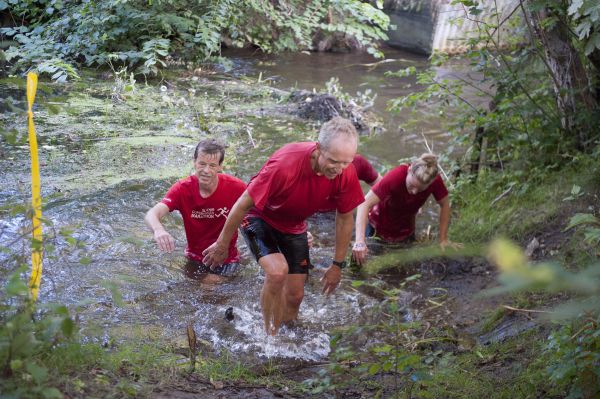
[409,153,439,185]
[318,117,358,150]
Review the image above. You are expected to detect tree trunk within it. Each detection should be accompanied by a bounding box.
[528,1,597,150]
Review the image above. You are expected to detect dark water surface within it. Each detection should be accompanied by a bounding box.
[0,49,450,361]
[222,46,451,168]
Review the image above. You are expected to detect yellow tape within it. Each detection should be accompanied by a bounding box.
[26,72,43,301]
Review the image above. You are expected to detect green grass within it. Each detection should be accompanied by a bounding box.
[449,158,600,244]
[412,331,566,399]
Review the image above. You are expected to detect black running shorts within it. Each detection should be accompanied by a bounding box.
[240,217,311,275]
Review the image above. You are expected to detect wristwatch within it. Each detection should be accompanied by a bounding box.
[332,260,347,269]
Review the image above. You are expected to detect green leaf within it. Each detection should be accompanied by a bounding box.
[47,104,61,115]
[568,0,584,16]
[11,331,38,357]
[101,281,124,307]
[26,361,48,384]
[583,228,600,245]
[41,387,63,399]
[372,344,392,353]
[382,360,394,372]
[10,359,23,371]
[61,317,75,337]
[584,32,600,55]
[368,363,380,375]
[564,213,599,231]
[2,128,19,145]
[79,256,92,265]
[6,271,29,297]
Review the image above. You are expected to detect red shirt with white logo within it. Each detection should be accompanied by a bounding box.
[247,142,365,234]
[161,174,246,263]
[369,164,448,242]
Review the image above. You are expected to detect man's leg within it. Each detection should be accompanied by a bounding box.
[282,274,308,324]
[258,253,289,335]
[277,231,310,326]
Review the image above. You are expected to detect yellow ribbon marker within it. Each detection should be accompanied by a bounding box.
[26,72,43,301]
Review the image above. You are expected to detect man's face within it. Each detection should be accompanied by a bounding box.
[317,137,357,180]
[405,171,430,195]
[194,151,222,186]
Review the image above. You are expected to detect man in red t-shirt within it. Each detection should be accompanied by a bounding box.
[352,153,461,266]
[145,139,246,280]
[202,117,365,335]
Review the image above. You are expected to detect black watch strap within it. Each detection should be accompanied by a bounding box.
[332,260,347,269]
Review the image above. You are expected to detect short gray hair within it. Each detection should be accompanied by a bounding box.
[317,117,358,150]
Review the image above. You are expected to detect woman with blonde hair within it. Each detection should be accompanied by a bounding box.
[352,153,460,266]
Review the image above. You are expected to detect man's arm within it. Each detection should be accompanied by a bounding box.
[145,203,175,253]
[202,190,254,266]
[352,191,381,265]
[321,210,354,295]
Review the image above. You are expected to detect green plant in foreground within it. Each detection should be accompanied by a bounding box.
[0,268,74,399]
[546,319,600,399]
[487,238,600,398]
[305,277,430,397]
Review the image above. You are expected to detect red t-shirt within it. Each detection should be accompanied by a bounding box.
[247,142,365,234]
[369,164,448,242]
[161,174,246,263]
[353,154,379,185]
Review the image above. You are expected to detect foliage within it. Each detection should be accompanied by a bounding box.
[567,0,600,55]
[0,268,75,398]
[304,277,429,396]
[325,76,377,110]
[487,237,600,397]
[449,168,560,243]
[564,212,600,246]
[388,0,600,190]
[0,0,389,81]
[546,319,600,399]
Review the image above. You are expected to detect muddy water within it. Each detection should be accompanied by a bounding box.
[223,46,449,165]
[0,49,449,361]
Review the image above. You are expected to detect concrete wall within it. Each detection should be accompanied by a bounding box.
[382,0,522,55]
[383,0,436,54]
[432,0,521,54]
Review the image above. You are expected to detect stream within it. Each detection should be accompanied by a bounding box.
[0,47,455,362]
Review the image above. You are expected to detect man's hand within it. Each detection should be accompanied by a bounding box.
[202,241,228,267]
[321,264,342,296]
[154,229,175,253]
[351,241,368,266]
[440,239,463,252]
